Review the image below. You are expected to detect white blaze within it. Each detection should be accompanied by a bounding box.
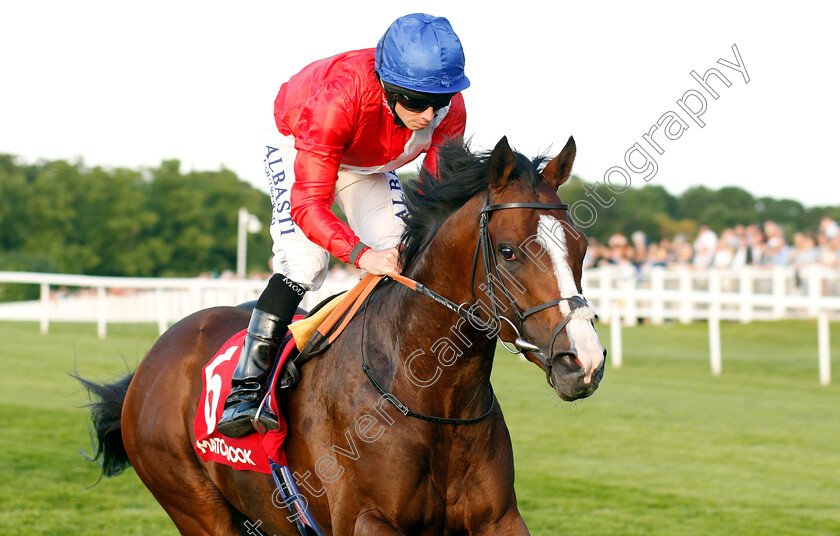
[536,215,605,383]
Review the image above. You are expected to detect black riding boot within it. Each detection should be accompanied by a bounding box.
[217,274,305,438]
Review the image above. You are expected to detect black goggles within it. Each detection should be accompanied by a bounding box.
[385,84,455,112]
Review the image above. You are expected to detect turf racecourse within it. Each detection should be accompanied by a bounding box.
[1,319,839,535]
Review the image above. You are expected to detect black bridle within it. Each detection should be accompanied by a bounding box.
[472,199,593,378]
[360,196,592,425]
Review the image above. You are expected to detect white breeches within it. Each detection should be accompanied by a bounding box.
[263,129,406,290]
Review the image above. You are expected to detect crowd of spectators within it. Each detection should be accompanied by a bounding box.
[246,217,840,283]
[584,217,840,272]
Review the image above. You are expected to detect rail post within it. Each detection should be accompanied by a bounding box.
[818,310,831,386]
[610,297,623,368]
[40,282,49,335]
[709,271,722,376]
[97,286,107,339]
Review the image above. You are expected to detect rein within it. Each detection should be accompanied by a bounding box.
[358,282,497,425]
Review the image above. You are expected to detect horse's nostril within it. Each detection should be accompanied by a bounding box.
[553,352,582,373]
[596,363,605,381]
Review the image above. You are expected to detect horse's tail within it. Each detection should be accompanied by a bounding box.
[75,371,134,478]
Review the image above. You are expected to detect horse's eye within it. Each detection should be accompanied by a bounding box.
[499,245,517,261]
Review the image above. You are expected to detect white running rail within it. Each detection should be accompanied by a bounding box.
[0,271,356,338]
[0,266,837,384]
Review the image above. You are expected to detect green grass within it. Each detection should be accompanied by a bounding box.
[1,319,839,535]
[0,322,172,535]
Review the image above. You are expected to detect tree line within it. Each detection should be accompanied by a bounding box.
[0,155,272,300]
[1,153,837,294]
[555,178,839,246]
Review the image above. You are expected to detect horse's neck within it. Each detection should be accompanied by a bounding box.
[405,195,484,307]
[374,197,496,419]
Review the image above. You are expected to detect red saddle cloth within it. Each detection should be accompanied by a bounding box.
[193,320,302,473]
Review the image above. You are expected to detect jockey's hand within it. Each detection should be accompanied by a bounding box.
[358,247,401,276]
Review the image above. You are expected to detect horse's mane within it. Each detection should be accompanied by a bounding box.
[399,139,549,269]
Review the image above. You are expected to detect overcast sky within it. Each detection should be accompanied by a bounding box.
[1,1,837,207]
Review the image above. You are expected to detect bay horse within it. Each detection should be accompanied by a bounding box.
[79,135,605,535]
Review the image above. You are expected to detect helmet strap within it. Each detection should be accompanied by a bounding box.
[376,73,407,128]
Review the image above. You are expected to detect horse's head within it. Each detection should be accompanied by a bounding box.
[402,136,605,401]
[477,136,605,400]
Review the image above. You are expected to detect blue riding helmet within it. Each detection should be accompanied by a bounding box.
[375,13,470,94]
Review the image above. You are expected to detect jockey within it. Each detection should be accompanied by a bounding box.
[218,13,470,438]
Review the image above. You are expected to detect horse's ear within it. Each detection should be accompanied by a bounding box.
[488,136,517,191]
[542,136,576,189]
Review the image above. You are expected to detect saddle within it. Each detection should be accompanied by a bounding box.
[193,274,383,536]
[195,274,382,460]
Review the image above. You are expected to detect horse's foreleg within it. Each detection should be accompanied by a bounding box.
[161,504,238,536]
[353,512,405,535]
[475,508,530,536]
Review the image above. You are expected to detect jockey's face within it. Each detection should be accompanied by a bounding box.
[380,80,452,131]
[394,103,436,131]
